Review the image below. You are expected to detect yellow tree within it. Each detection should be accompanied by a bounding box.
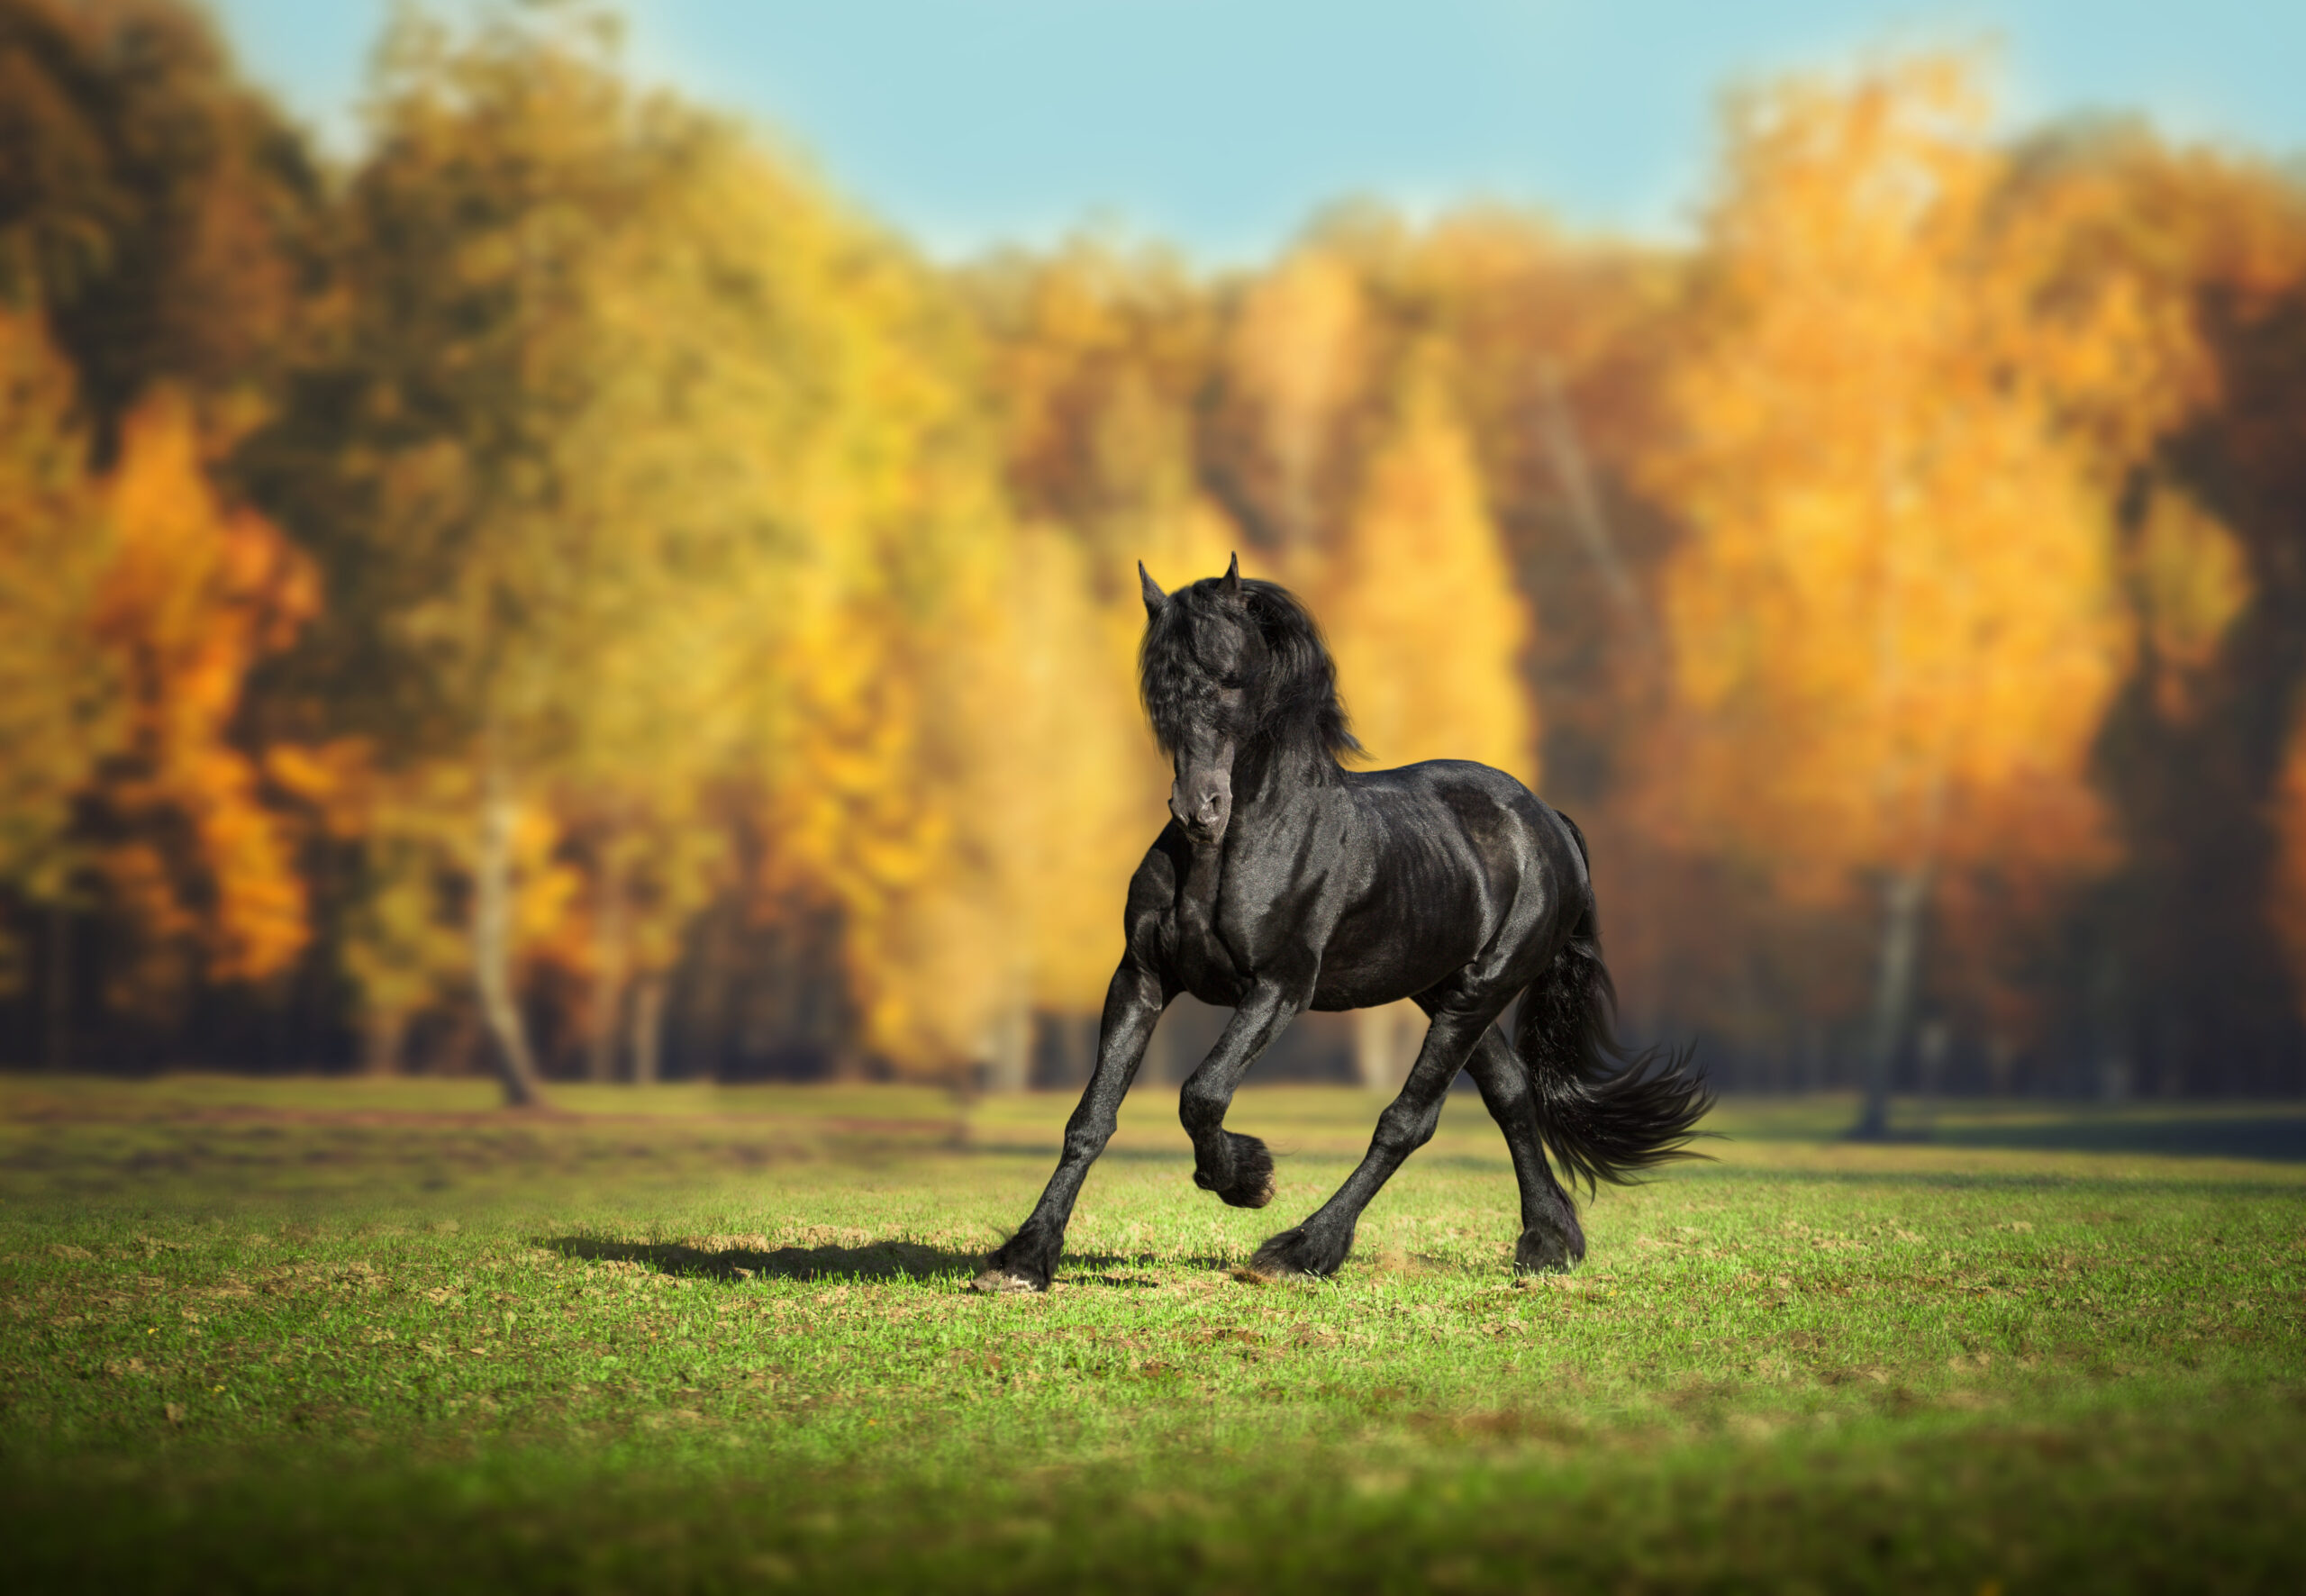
[1321,342,1538,1086]
[2008,127,2306,1090]
[257,7,994,1097]
[0,360,315,1059]
[1223,249,1368,551]
[1643,58,2179,1132]
[0,308,119,1030]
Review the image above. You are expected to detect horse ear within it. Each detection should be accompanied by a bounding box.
[1138,560,1167,617]
[1221,551,1240,595]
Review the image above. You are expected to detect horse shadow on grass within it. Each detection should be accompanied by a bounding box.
[539,1234,1225,1288]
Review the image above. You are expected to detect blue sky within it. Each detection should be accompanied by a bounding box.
[209,1,2301,264]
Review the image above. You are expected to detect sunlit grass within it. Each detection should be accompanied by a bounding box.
[3,1077,2301,1591]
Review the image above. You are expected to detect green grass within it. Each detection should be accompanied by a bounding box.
[3,1075,2302,1592]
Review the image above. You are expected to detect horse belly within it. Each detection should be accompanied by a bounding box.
[1306,905,1483,1012]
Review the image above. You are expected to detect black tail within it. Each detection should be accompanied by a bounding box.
[1514,907,1713,1194]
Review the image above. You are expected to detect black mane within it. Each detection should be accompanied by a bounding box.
[1139,576,1363,761]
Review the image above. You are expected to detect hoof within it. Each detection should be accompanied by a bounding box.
[1250,1223,1351,1279]
[1193,1132,1276,1209]
[968,1268,1046,1294]
[1513,1220,1585,1276]
[977,1228,1059,1293]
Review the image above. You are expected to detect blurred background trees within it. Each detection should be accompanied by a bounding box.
[4,1,2305,1102]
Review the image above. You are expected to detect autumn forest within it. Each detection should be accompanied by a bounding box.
[5,1,2306,1103]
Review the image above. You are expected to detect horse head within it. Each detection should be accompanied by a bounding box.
[1139,553,1256,843]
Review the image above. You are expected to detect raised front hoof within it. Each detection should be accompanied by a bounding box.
[1249,1224,1352,1280]
[1513,1222,1586,1276]
[1192,1132,1276,1209]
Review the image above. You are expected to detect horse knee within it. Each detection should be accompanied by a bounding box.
[1178,1079,1227,1138]
[1060,1121,1113,1164]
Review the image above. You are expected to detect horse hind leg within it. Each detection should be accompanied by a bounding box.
[1250,1002,1501,1278]
[1462,1026,1585,1274]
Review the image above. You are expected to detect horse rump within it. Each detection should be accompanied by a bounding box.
[1513,916,1713,1192]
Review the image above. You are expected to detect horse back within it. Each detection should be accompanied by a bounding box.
[1309,760,1582,1011]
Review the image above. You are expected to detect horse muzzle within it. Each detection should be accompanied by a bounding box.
[1170,775,1231,842]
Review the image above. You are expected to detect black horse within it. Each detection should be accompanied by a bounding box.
[973,557,1709,1292]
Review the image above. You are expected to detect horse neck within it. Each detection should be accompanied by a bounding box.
[1230,733,1337,825]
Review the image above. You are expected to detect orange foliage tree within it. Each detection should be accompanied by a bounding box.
[0,308,120,990]
[89,392,316,1003]
[1642,58,2188,1129]
[0,305,313,1055]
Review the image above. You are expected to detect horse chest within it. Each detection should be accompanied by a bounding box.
[1159,841,1315,1002]
[1163,890,1250,1002]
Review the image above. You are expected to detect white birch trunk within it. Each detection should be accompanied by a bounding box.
[362,1008,408,1076]
[1355,1001,1420,1092]
[474,748,546,1107]
[586,860,628,1084]
[983,999,1030,1093]
[628,972,667,1086]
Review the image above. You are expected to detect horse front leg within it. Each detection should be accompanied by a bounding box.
[973,956,1168,1294]
[1178,974,1313,1210]
[1251,1000,1504,1278]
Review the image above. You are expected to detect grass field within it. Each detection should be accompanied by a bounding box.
[3,1075,2301,1592]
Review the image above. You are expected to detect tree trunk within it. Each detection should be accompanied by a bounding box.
[2093,948,2131,1102]
[983,998,1030,1093]
[1536,361,1654,652]
[1079,1012,1102,1084]
[586,859,628,1084]
[1916,1018,1950,1101]
[1050,1011,1096,1088]
[474,750,547,1108]
[42,903,70,1072]
[1355,1001,1418,1092]
[1985,1033,2017,1097]
[1852,862,1931,1139]
[628,972,666,1086]
[362,1008,408,1075]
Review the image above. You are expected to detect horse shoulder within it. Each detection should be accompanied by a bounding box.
[1120,828,1191,959]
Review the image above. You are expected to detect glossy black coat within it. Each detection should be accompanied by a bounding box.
[975,558,1709,1291]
